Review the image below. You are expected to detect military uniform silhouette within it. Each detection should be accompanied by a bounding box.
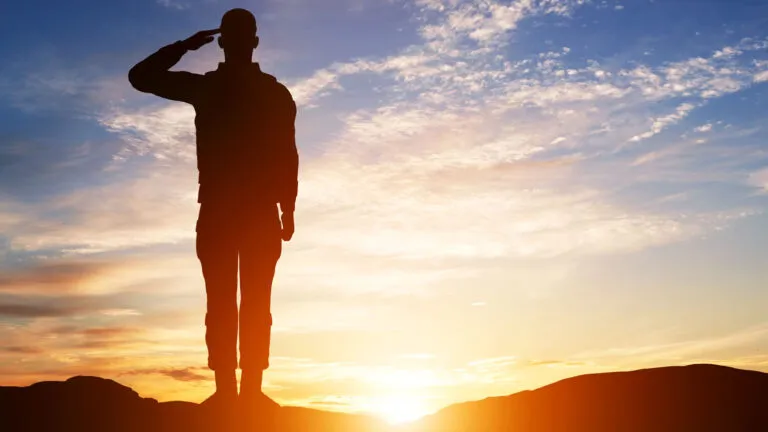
[128,9,297,406]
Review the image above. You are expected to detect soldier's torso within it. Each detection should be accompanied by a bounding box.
[193,67,284,206]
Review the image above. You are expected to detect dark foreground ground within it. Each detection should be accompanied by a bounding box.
[1,364,766,431]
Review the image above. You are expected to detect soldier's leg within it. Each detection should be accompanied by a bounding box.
[238,207,282,391]
[196,204,239,392]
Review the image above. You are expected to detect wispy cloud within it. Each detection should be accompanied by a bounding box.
[122,366,209,382]
[156,0,189,10]
[749,168,768,191]
[0,261,121,294]
[628,102,698,142]
[44,1,763,270]
[572,322,768,367]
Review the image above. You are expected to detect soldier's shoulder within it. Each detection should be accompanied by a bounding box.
[260,72,294,100]
[260,71,278,82]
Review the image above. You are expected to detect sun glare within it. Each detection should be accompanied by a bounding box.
[375,395,429,425]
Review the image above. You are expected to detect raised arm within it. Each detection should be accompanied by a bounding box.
[128,29,220,104]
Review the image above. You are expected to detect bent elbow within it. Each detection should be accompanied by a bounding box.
[128,66,150,93]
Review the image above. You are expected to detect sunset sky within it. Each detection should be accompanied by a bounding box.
[1,0,768,423]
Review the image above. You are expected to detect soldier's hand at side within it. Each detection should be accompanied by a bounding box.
[281,212,295,242]
[182,29,220,51]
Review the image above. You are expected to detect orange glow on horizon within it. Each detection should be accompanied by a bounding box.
[373,394,431,425]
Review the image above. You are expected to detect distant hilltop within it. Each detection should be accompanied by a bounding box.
[1,363,766,431]
[406,363,768,432]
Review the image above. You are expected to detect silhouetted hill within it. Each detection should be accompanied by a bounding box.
[1,364,766,431]
[406,364,768,432]
[0,376,387,431]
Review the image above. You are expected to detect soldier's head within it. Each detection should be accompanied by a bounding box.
[218,8,259,59]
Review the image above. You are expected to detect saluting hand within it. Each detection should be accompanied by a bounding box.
[182,29,220,51]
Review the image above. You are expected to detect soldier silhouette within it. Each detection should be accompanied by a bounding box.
[128,8,298,411]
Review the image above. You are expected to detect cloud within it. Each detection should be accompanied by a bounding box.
[122,367,209,382]
[628,103,698,142]
[100,308,143,316]
[74,327,146,350]
[280,32,768,261]
[0,66,131,115]
[101,103,197,163]
[749,168,768,191]
[0,261,119,294]
[1,167,198,254]
[80,326,141,338]
[417,0,570,46]
[466,356,519,381]
[1,346,44,354]
[0,285,172,320]
[573,322,768,367]
[0,302,83,318]
[286,0,588,106]
[0,0,758,274]
[527,359,589,367]
[307,399,352,407]
[754,70,768,83]
[288,69,347,107]
[11,0,760,266]
[0,316,207,398]
[156,0,190,10]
